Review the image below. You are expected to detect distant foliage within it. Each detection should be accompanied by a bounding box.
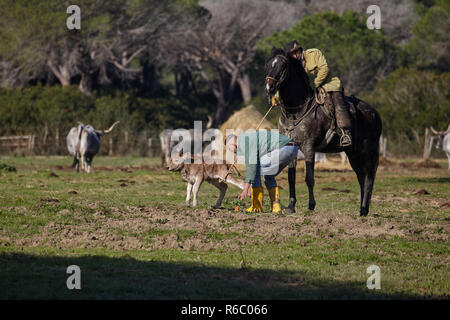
[407,0,450,71]
[0,85,201,155]
[259,11,404,94]
[365,67,450,144]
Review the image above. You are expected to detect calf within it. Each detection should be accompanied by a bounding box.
[167,154,244,208]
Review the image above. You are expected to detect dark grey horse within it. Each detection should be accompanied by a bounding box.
[265,48,382,216]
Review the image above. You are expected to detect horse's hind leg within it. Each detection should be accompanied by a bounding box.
[346,153,366,215]
[285,159,297,213]
[347,149,379,216]
[360,150,379,216]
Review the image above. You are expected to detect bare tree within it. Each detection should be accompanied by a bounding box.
[176,0,303,124]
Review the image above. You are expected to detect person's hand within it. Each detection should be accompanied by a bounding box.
[271,95,281,107]
[238,183,251,200]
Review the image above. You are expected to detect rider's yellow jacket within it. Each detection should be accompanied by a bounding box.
[271,48,342,106]
[301,48,342,92]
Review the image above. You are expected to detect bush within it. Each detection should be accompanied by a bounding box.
[0,85,195,155]
[364,67,450,156]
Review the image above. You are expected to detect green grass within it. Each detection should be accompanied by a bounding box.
[0,155,449,299]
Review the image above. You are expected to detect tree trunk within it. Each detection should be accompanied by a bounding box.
[238,73,252,104]
[47,60,71,87]
[79,72,93,96]
[214,98,228,126]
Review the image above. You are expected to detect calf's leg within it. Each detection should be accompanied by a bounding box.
[209,179,228,208]
[192,177,203,207]
[186,182,193,206]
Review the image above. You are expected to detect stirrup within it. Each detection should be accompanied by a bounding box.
[339,130,352,147]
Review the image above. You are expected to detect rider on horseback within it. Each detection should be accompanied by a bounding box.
[273,40,352,147]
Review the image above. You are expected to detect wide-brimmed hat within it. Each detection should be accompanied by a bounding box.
[284,40,303,55]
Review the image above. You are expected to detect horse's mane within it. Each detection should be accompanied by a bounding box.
[288,56,313,93]
[265,48,285,68]
[266,46,313,95]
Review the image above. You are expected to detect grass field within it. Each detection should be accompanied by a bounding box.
[0,155,449,299]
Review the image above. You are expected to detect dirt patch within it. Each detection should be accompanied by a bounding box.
[440,202,450,209]
[415,189,430,195]
[3,203,447,252]
[54,165,162,173]
[377,158,445,171]
[410,159,441,169]
[378,158,396,167]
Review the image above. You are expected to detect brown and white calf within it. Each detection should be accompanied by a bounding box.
[167,154,244,208]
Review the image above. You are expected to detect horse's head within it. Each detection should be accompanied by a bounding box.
[265,47,289,96]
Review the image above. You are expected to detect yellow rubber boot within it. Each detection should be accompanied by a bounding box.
[245,187,263,213]
[268,187,281,213]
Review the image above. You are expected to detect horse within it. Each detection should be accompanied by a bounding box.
[264,48,382,216]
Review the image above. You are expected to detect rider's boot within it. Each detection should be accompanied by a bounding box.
[331,91,352,147]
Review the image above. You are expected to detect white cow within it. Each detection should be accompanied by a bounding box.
[159,116,213,167]
[66,121,119,173]
[431,125,450,169]
[159,129,175,167]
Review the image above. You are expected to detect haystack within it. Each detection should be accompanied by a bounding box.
[220,104,275,138]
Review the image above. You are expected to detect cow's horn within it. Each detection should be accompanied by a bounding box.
[430,127,440,135]
[206,115,213,129]
[103,121,120,134]
[444,124,450,135]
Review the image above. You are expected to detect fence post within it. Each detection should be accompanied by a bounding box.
[55,128,60,154]
[43,125,48,150]
[379,135,387,158]
[148,138,153,157]
[31,135,35,152]
[109,137,113,156]
[423,128,434,160]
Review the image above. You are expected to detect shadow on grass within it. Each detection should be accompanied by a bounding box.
[0,252,436,300]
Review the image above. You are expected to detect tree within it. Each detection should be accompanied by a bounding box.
[309,0,418,44]
[365,67,450,139]
[0,0,189,95]
[407,0,450,71]
[260,11,403,94]
[179,0,301,125]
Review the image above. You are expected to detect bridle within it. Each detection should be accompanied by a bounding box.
[265,55,288,91]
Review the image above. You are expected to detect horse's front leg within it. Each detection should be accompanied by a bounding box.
[304,151,316,211]
[285,159,297,213]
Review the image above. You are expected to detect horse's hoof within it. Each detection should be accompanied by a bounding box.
[360,208,369,216]
[285,207,296,214]
[308,201,316,211]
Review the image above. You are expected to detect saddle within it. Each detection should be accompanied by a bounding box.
[319,88,358,119]
[279,89,358,150]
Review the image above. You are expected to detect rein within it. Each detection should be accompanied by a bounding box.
[280,94,317,132]
[265,55,288,91]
